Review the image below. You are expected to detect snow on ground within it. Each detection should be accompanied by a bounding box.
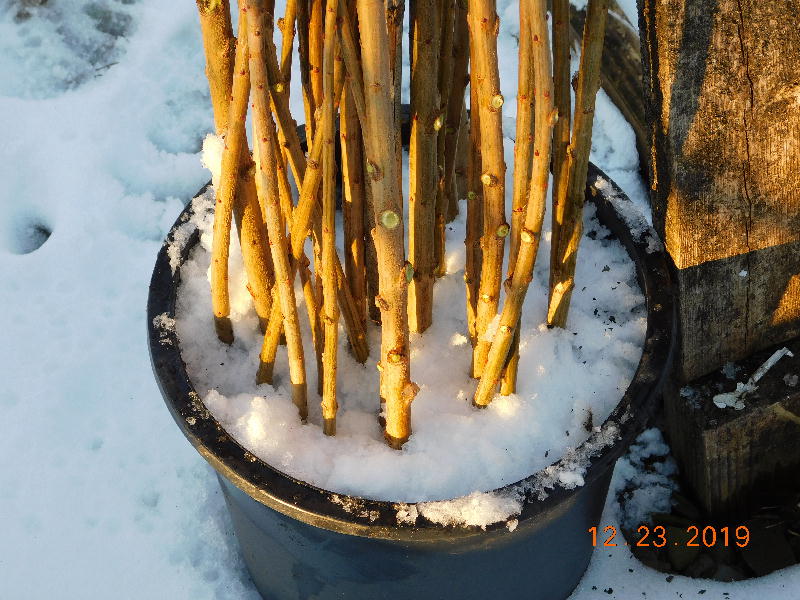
[0,0,797,598]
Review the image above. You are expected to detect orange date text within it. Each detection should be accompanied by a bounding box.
[588,525,750,548]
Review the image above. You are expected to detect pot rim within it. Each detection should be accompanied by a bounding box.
[147,162,675,541]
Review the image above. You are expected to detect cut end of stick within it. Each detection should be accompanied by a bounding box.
[351,342,370,364]
[499,372,517,396]
[198,0,225,13]
[256,360,274,385]
[292,383,309,422]
[214,315,234,344]
[547,279,574,328]
[472,395,491,409]
[490,94,504,109]
[500,337,520,396]
[384,431,408,450]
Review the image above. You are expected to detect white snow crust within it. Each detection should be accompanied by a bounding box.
[175,148,647,518]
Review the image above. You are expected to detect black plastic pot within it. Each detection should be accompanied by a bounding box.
[148,163,675,599]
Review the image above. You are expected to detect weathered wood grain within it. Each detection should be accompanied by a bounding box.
[640,0,800,380]
[664,338,800,519]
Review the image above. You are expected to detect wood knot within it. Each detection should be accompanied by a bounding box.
[375,296,390,311]
[387,348,405,364]
[366,160,383,181]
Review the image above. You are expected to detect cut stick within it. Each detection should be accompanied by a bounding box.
[339,0,366,326]
[275,150,295,229]
[256,22,370,364]
[299,259,324,394]
[247,0,308,420]
[299,0,326,320]
[233,171,275,334]
[336,0,379,324]
[357,0,418,449]
[465,66,483,349]
[509,0,534,272]
[253,113,324,396]
[309,0,324,114]
[468,0,507,378]
[499,326,521,395]
[296,0,315,136]
[197,0,274,334]
[333,257,368,358]
[387,0,404,104]
[261,80,370,365]
[341,84,367,325]
[196,0,235,135]
[210,13,253,343]
[336,0,367,126]
[454,103,469,204]
[407,0,440,333]
[441,1,469,232]
[257,286,282,384]
[262,29,307,188]
[321,0,339,435]
[432,0,454,277]
[567,0,647,179]
[363,160,381,324]
[549,0,572,293]
[387,0,404,196]
[278,0,297,82]
[305,124,370,365]
[548,0,608,327]
[277,0,297,176]
[474,0,554,407]
[308,0,325,314]
[500,0,535,394]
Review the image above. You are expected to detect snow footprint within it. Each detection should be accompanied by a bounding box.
[2,209,51,255]
[0,0,139,99]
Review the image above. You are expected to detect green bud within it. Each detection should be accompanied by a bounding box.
[404,262,415,282]
[380,210,400,230]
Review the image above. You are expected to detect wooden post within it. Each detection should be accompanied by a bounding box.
[640,0,800,517]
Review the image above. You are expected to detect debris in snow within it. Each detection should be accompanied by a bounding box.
[751,347,794,383]
[330,495,379,522]
[713,347,794,410]
[592,175,663,254]
[152,312,176,346]
[394,504,419,525]
[712,384,750,410]
[721,362,737,380]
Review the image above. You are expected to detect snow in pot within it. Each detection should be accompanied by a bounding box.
[168,147,646,527]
